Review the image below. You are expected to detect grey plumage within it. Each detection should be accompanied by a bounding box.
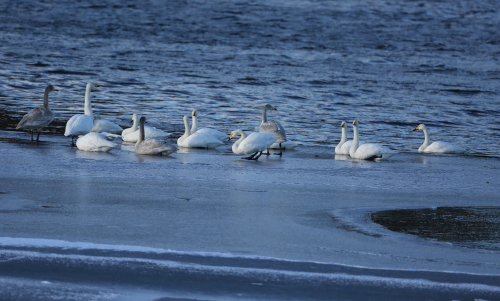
[259,104,286,143]
[135,116,177,156]
[16,85,58,141]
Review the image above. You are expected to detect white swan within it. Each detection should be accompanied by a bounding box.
[122,113,170,142]
[64,83,98,145]
[135,116,177,156]
[229,129,278,160]
[259,104,287,155]
[76,132,117,152]
[177,115,224,149]
[16,85,58,141]
[335,121,363,155]
[191,110,227,141]
[349,120,396,161]
[90,115,123,134]
[413,124,466,154]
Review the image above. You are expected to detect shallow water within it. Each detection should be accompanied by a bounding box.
[0,0,499,156]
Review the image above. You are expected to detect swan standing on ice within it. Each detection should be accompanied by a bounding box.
[413,124,466,154]
[90,115,123,134]
[64,83,98,146]
[177,115,223,149]
[190,110,227,142]
[135,117,177,156]
[122,113,170,142]
[16,85,58,142]
[76,132,117,152]
[259,104,287,155]
[335,121,363,155]
[229,129,278,160]
[349,120,396,161]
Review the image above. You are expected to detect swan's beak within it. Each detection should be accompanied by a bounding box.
[413,127,419,131]
[192,111,196,116]
[228,134,233,141]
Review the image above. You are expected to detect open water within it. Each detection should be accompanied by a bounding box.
[0,0,499,156]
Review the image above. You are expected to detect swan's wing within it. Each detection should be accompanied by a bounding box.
[242,132,278,151]
[64,114,93,136]
[355,143,396,160]
[182,133,223,148]
[425,141,465,153]
[196,128,226,141]
[76,133,117,152]
[17,108,54,129]
[145,125,170,138]
[91,118,123,134]
[136,138,177,155]
[259,120,286,143]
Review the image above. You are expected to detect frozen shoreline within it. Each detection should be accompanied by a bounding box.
[0,130,499,300]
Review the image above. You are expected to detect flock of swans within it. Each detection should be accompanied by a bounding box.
[15,83,466,161]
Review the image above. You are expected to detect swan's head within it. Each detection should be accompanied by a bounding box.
[46,85,58,92]
[341,121,346,127]
[352,120,358,127]
[131,113,138,123]
[413,124,426,131]
[93,114,102,120]
[192,110,197,116]
[139,116,146,125]
[229,129,244,141]
[264,104,277,111]
[86,82,99,91]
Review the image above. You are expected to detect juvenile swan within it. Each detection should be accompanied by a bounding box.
[177,115,223,149]
[76,132,117,152]
[229,129,278,160]
[259,104,287,155]
[413,124,466,154]
[135,117,177,156]
[64,83,98,146]
[16,85,58,141]
[349,121,396,161]
[191,110,227,142]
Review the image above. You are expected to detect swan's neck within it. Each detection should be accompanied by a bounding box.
[132,116,139,131]
[191,115,197,133]
[183,117,191,136]
[137,121,145,144]
[43,88,50,110]
[419,128,430,151]
[262,107,268,123]
[84,85,93,116]
[340,127,347,144]
[349,126,359,157]
[233,131,247,151]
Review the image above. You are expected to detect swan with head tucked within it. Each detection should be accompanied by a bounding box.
[349,120,396,161]
[229,129,278,160]
[335,121,363,155]
[191,110,227,142]
[413,124,466,154]
[76,132,117,152]
[259,104,287,155]
[135,117,177,156]
[90,115,123,134]
[177,115,223,149]
[64,83,98,146]
[122,113,170,142]
[16,85,58,142]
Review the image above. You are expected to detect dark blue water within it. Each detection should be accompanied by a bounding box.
[1,0,499,156]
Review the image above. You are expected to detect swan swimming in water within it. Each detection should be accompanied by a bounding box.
[349,120,396,161]
[229,129,278,160]
[413,124,466,154]
[335,121,363,155]
[122,113,170,142]
[64,82,98,146]
[177,115,224,149]
[135,117,177,156]
[90,115,123,134]
[259,104,287,155]
[76,132,118,152]
[191,110,227,142]
[16,85,58,142]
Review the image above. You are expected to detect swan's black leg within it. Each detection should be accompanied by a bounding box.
[242,152,258,160]
[274,143,283,156]
[265,149,271,156]
[70,136,76,147]
[252,151,263,160]
[36,131,41,142]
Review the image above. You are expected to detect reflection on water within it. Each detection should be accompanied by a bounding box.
[371,207,500,251]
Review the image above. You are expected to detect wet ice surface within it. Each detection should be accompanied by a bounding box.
[0,131,499,300]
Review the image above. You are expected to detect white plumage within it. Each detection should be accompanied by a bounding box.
[349,121,396,161]
[177,115,223,149]
[413,124,466,154]
[229,129,278,160]
[76,132,118,152]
